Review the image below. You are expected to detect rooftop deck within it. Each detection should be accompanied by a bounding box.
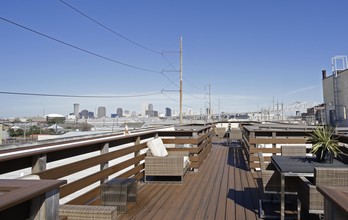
[1,123,336,219]
[120,142,262,220]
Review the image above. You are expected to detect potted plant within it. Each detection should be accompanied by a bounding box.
[309,126,342,163]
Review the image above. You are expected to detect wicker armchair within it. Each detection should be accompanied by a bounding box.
[298,167,348,215]
[258,153,298,194]
[145,150,189,183]
[258,153,300,219]
[281,145,307,157]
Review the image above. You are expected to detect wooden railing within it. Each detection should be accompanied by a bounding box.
[0,125,212,207]
[241,123,348,170]
[242,124,314,170]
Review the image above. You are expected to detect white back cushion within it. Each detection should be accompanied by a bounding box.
[147,138,168,157]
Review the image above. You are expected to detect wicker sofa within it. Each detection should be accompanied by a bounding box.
[145,150,189,183]
[144,137,190,183]
[298,167,348,215]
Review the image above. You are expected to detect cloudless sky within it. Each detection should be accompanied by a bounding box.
[1,0,347,118]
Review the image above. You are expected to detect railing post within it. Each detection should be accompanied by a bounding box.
[192,131,198,148]
[272,132,277,149]
[32,154,47,173]
[134,136,141,167]
[100,142,109,184]
[29,188,60,220]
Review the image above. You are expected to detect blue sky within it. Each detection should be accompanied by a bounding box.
[1,0,347,118]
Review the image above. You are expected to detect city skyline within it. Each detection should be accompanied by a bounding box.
[1,1,348,118]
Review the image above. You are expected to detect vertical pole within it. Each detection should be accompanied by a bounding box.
[280,173,285,220]
[218,98,220,121]
[209,84,211,120]
[180,37,183,125]
[100,142,109,184]
[0,124,2,145]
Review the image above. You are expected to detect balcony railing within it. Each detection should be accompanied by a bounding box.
[0,125,212,212]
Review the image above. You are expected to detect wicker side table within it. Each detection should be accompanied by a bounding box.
[101,178,137,213]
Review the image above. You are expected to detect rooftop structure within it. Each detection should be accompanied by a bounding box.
[0,123,347,219]
[322,56,348,126]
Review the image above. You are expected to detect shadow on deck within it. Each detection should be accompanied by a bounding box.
[119,141,262,220]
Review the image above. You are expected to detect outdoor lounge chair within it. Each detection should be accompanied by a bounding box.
[258,153,300,219]
[281,145,307,157]
[298,167,348,215]
[145,138,190,183]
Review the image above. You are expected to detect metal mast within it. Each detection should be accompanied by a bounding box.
[180,37,183,124]
[208,84,211,120]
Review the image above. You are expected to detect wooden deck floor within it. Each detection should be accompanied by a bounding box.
[119,142,263,220]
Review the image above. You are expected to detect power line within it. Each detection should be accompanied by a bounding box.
[58,0,162,55]
[161,54,179,72]
[183,77,204,91]
[59,0,187,91]
[161,73,179,89]
[0,16,161,73]
[0,91,161,98]
[161,91,192,109]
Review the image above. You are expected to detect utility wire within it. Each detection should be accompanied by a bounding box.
[58,0,162,55]
[59,0,186,91]
[161,54,203,99]
[0,91,161,98]
[161,91,192,109]
[0,16,161,73]
[59,0,188,92]
[161,54,179,71]
[183,77,205,91]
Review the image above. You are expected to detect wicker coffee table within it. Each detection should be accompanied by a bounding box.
[101,178,137,213]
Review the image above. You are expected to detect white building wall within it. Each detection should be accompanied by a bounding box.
[323,69,348,126]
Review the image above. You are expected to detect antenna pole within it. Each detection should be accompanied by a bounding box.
[180,37,183,124]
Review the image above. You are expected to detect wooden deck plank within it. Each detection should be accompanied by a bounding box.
[238,148,258,220]
[119,144,262,220]
[214,147,230,219]
[118,184,165,219]
[234,149,247,220]
[226,147,237,220]
[174,146,224,219]
[143,146,220,220]
[198,144,228,219]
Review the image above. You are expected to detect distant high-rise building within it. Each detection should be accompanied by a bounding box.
[88,111,94,118]
[172,110,179,117]
[117,108,123,117]
[145,110,154,117]
[80,109,89,119]
[74,103,79,119]
[141,103,148,116]
[148,104,153,111]
[98,106,106,118]
[124,110,130,116]
[165,107,172,117]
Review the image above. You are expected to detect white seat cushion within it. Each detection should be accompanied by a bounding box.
[147,138,168,157]
[183,156,190,168]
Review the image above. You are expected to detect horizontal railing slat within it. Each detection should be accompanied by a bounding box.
[36,143,146,179]
[60,155,145,198]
